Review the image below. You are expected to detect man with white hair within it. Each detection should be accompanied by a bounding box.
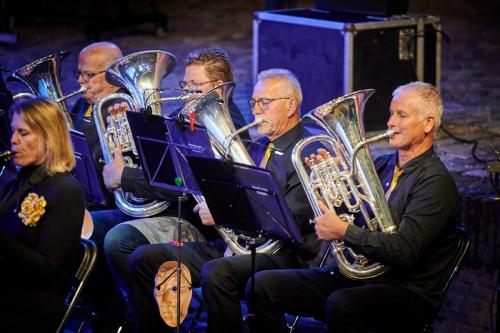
[249,81,458,333]
[127,68,320,332]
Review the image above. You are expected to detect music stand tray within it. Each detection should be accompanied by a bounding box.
[126,112,214,196]
[187,156,304,245]
[70,129,108,205]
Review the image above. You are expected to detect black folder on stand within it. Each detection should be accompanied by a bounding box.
[70,129,108,205]
[187,156,304,245]
[126,112,214,196]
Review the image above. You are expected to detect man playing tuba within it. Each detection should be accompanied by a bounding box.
[126,68,321,333]
[248,82,459,333]
[101,48,249,331]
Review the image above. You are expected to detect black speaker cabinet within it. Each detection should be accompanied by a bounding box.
[253,10,441,131]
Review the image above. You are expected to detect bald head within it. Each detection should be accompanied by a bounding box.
[77,42,123,104]
[79,42,123,69]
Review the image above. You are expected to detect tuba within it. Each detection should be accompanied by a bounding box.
[94,50,177,217]
[180,82,283,255]
[292,90,396,279]
[8,51,85,128]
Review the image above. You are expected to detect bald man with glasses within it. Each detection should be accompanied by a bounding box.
[71,42,124,179]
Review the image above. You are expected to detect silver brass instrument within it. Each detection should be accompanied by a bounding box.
[292,89,396,279]
[144,89,202,111]
[8,51,85,127]
[180,82,283,255]
[0,150,12,177]
[94,50,177,217]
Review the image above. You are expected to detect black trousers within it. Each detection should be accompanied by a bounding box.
[250,266,435,333]
[128,240,303,333]
[201,249,302,333]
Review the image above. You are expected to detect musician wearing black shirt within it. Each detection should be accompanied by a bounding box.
[0,98,85,332]
[249,82,459,333]
[126,68,320,332]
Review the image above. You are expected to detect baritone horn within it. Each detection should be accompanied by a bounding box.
[292,90,396,279]
[94,50,177,217]
[8,51,86,127]
[180,82,283,255]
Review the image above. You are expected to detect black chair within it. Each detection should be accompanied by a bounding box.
[288,227,470,333]
[56,238,98,333]
[420,226,470,332]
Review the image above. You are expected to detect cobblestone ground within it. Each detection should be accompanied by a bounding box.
[1,0,499,332]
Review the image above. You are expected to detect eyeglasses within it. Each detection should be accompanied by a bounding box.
[179,80,217,89]
[248,97,291,111]
[73,69,106,82]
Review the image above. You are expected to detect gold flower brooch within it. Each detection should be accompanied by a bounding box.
[18,193,47,227]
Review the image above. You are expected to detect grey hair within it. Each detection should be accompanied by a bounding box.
[393,81,443,134]
[257,68,303,110]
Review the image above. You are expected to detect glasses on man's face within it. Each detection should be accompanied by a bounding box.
[178,80,217,89]
[248,97,291,112]
[73,69,106,82]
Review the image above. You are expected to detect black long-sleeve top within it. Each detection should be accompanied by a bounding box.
[344,147,458,308]
[0,166,85,331]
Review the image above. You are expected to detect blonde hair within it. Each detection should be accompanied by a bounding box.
[257,68,303,110]
[393,81,443,134]
[10,97,75,175]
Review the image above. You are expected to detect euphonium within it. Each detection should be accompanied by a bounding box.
[8,51,85,128]
[180,82,283,255]
[94,50,177,217]
[292,90,396,279]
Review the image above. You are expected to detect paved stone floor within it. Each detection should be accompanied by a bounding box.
[1,0,499,332]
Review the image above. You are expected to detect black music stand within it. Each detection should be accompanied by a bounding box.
[186,155,304,320]
[70,129,108,206]
[126,111,214,196]
[126,111,214,331]
[187,156,303,244]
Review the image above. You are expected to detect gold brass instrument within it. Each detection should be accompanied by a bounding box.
[94,50,177,217]
[292,89,396,279]
[180,82,283,255]
[8,51,86,127]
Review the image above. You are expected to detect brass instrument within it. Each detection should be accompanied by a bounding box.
[0,150,12,177]
[94,50,177,217]
[180,82,283,255]
[292,90,396,279]
[144,89,202,111]
[8,51,86,127]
